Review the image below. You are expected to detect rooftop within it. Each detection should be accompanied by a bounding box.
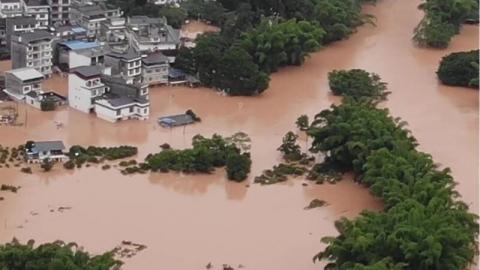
[7,67,44,81]
[142,52,169,65]
[1,0,21,3]
[31,140,65,152]
[7,16,36,25]
[16,30,53,43]
[61,40,100,50]
[24,0,48,6]
[107,46,140,60]
[71,65,103,79]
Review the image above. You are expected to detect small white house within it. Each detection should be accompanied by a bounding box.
[25,140,67,163]
[95,96,149,122]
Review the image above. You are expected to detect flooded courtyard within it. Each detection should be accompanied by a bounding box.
[0,0,478,269]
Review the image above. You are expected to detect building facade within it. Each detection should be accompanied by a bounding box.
[3,67,44,99]
[47,0,70,25]
[104,46,142,84]
[22,0,49,28]
[0,0,23,18]
[142,52,169,85]
[68,65,107,113]
[57,40,104,70]
[11,29,54,76]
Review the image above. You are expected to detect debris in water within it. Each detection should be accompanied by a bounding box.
[206,262,212,269]
[1,184,20,193]
[114,241,147,259]
[304,199,328,210]
[58,206,72,213]
[223,264,234,270]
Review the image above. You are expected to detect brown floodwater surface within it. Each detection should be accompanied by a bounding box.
[0,0,478,269]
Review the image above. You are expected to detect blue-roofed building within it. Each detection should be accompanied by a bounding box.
[57,40,106,71]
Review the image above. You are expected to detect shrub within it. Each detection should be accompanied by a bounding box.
[437,50,479,88]
[226,151,251,182]
[328,69,389,101]
[40,159,53,172]
[40,99,56,111]
[20,167,32,174]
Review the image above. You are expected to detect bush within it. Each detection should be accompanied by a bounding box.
[63,160,75,170]
[101,164,111,170]
[0,239,121,269]
[40,99,56,111]
[40,159,53,172]
[226,151,251,182]
[437,50,479,88]
[20,167,32,174]
[328,69,389,101]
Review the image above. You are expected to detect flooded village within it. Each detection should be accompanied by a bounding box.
[0,0,478,269]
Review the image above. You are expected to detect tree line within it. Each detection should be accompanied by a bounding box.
[290,70,479,269]
[175,0,378,96]
[414,0,479,48]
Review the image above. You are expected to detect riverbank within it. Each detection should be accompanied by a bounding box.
[0,0,477,269]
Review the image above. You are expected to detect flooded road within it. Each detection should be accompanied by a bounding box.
[0,0,478,269]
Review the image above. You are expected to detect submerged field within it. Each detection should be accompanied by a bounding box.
[0,0,478,269]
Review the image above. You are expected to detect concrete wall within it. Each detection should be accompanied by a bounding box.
[69,50,91,69]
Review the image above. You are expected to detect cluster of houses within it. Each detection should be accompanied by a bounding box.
[0,0,198,123]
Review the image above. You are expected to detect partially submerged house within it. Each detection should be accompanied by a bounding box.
[68,65,149,122]
[94,74,149,122]
[68,65,107,113]
[3,66,44,100]
[25,140,67,163]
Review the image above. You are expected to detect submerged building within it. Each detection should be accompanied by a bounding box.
[68,65,149,122]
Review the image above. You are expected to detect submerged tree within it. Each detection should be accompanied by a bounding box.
[328,69,389,101]
[437,49,479,88]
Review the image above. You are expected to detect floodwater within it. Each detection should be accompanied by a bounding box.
[0,1,478,269]
[180,20,220,40]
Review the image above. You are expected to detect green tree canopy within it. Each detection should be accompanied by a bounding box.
[437,49,479,88]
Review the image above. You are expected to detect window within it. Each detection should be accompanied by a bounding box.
[116,110,120,116]
[129,107,133,113]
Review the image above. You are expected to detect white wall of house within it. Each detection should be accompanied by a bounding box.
[25,94,41,109]
[69,51,91,69]
[68,73,105,113]
[95,101,149,123]
[0,2,23,18]
[143,65,168,85]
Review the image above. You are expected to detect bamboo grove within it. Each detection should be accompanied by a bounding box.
[301,70,479,269]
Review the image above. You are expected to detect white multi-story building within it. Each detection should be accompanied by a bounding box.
[22,0,49,28]
[11,29,54,77]
[68,65,149,122]
[0,0,23,18]
[68,65,107,113]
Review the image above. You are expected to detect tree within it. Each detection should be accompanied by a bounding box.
[437,50,479,88]
[158,6,187,28]
[0,239,122,269]
[40,99,56,111]
[226,151,252,181]
[328,69,389,101]
[41,158,53,172]
[277,131,303,161]
[216,46,269,96]
[295,115,309,131]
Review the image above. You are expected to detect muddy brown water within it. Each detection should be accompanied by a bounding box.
[0,1,478,269]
